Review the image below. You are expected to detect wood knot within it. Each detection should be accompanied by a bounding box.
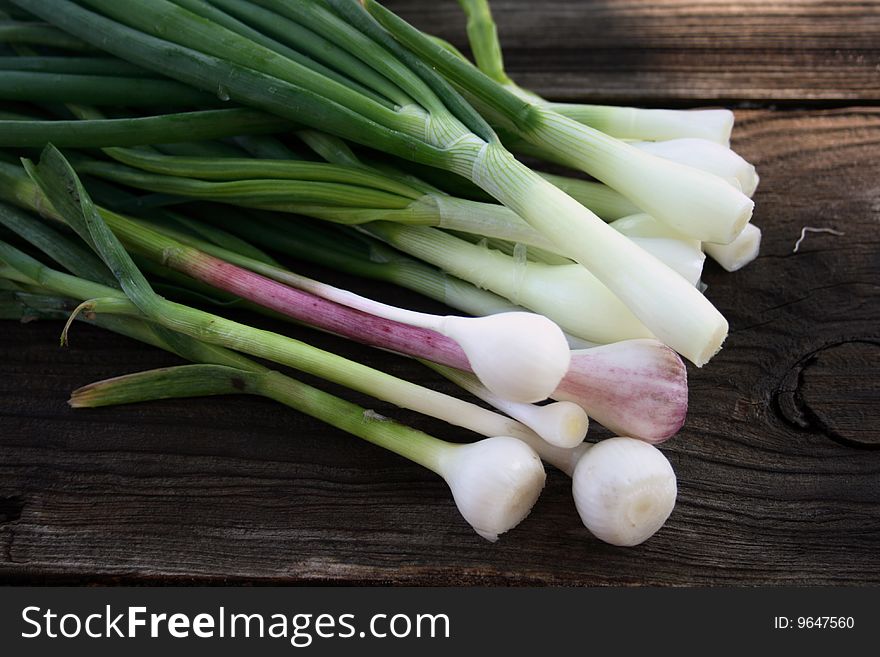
[775,339,880,449]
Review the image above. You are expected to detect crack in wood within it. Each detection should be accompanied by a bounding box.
[774,338,880,449]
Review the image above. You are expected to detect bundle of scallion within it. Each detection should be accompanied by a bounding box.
[9,0,738,366]
[0,146,679,545]
[0,0,764,546]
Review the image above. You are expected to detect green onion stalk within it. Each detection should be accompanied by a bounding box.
[15,0,728,366]
[70,365,548,543]
[0,69,219,106]
[0,19,92,51]
[0,108,291,147]
[0,55,157,77]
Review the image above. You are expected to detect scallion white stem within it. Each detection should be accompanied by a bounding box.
[515,110,753,244]
[629,138,759,197]
[610,215,706,286]
[611,212,761,274]
[704,223,762,272]
[547,102,734,146]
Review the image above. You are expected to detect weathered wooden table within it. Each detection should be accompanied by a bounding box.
[1,1,878,585]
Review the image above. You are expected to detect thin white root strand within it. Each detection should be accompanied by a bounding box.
[792,226,845,253]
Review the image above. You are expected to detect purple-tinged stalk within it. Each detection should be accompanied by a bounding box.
[179,249,568,403]
[245,260,570,404]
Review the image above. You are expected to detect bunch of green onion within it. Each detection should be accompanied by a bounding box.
[0,0,762,545]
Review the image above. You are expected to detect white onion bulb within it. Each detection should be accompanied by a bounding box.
[571,437,677,546]
[438,436,546,541]
[441,312,571,403]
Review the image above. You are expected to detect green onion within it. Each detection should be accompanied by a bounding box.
[56,324,675,545]
[66,358,674,545]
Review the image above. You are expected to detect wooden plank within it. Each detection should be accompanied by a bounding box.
[383,0,880,103]
[1,107,879,584]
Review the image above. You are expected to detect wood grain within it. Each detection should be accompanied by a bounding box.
[383,0,880,103]
[1,1,879,585]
